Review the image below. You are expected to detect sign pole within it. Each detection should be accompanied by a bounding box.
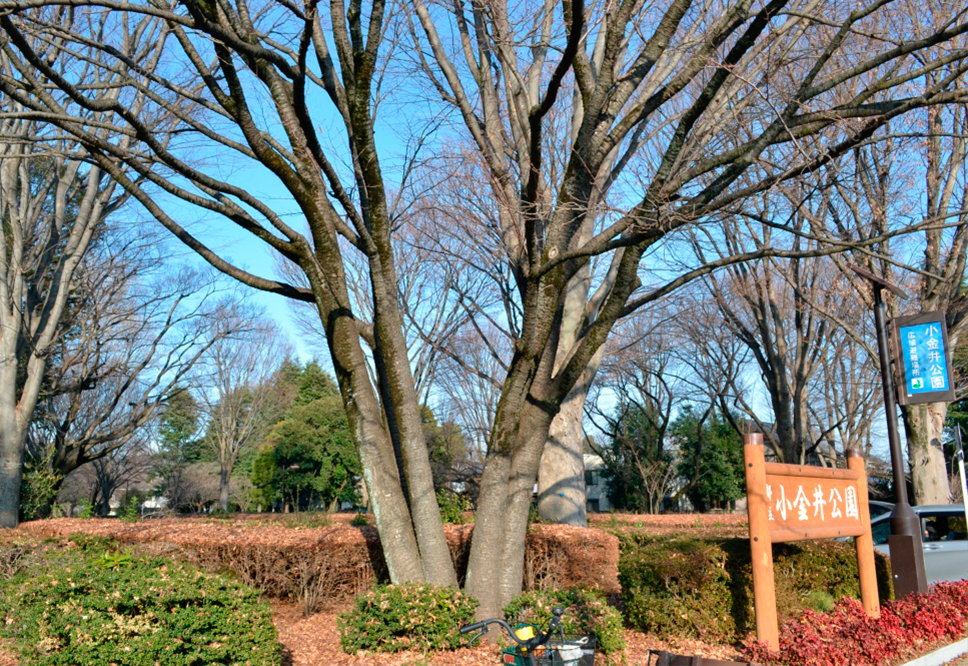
[850,265,927,597]
[744,434,778,651]
[847,449,880,618]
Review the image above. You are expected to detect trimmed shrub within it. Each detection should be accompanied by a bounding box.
[338,583,478,653]
[619,535,893,643]
[503,587,626,654]
[744,581,968,666]
[524,524,620,593]
[0,538,282,665]
[21,518,621,610]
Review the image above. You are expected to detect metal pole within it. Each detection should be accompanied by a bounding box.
[873,287,916,526]
[872,284,927,595]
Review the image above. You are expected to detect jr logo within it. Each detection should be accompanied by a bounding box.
[912,377,925,390]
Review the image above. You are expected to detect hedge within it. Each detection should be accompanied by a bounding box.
[618,535,893,644]
[20,518,620,612]
[0,535,282,665]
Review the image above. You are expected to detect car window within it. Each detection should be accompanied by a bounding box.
[922,513,968,542]
[872,520,890,545]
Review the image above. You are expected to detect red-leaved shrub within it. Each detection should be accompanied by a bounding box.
[743,581,968,666]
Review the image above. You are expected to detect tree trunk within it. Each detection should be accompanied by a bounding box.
[537,385,588,526]
[467,378,557,619]
[370,260,457,587]
[322,295,429,584]
[536,249,600,526]
[499,412,554,605]
[0,351,24,528]
[0,425,23,528]
[463,449,512,619]
[219,466,230,512]
[901,401,951,505]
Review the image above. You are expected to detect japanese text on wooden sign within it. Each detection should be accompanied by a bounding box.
[765,471,865,542]
[744,435,879,651]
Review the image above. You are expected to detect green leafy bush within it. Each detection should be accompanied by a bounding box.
[0,539,282,665]
[338,583,478,653]
[350,512,369,527]
[618,535,893,644]
[503,587,626,654]
[119,496,141,522]
[436,489,471,524]
[19,458,62,521]
[78,499,95,519]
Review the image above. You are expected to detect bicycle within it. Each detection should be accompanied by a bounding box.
[459,606,594,666]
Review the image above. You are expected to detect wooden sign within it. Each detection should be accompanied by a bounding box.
[744,434,879,650]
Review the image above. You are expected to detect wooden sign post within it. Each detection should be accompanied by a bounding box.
[744,433,879,650]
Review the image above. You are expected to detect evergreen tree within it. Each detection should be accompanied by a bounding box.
[153,388,202,510]
[599,401,671,513]
[673,405,745,512]
[250,363,358,511]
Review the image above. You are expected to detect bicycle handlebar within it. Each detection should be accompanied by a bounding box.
[458,620,492,635]
[459,606,565,648]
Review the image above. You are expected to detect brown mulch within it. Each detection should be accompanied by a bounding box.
[589,512,750,540]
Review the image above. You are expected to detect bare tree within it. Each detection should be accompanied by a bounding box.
[23,235,228,516]
[0,14,173,525]
[586,313,684,513]
[197,316,291,512]
[408,0,968,615]
[693,206,862,463]
[822,101,968,502]
[809,303,882,459]
[88,437,151,516]
[4,0,968,619]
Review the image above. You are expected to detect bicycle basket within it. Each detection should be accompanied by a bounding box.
[500,635,596,666]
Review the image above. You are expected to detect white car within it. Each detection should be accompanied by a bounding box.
[871,504,968,585]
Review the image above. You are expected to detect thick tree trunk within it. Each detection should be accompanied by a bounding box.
[0,427,23,528]
[467,352,559,618]
[537,386,588,526]
[901,401,951,505]
[536,244,600,526]
[219,466,230,512]
[463,450,512,618]
[0,346,26,528]
[320,289,429,584]
[499,410,554,605]
[370,262,457,587]
[342,365,428,584]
